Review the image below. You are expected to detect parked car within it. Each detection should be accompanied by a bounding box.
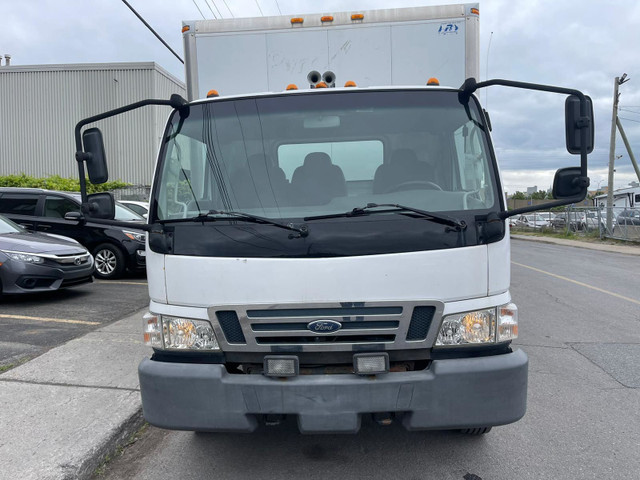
[0,214,94,295]
[616,209,640,226]
[515,214,550,229]
[0,188,146,279]
[550,211,587,231]
[118,200,149,219]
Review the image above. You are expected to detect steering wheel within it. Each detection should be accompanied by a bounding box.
[385,180,442,193]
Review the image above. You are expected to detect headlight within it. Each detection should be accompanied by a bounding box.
[123,230,146,243]
[1,250,45,264]
[143,312,220,351]
[435,303,518,347]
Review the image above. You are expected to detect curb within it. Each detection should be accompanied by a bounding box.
[76,410,145,480]
[510,234,640,256]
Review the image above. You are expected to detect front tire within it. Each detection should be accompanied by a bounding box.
[93,243,125,280]
[460,427,492,435]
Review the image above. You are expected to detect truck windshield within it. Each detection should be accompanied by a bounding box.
[155,90,498,223]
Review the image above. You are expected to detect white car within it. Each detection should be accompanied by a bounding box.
[118,200,149,219]
[515,214,551,229]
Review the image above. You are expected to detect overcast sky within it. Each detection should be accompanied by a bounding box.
[3,0,640,193]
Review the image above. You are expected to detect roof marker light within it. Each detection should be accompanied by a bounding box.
[182,25,190,33]
[471,7,479,15]
[291,17,304,24]
[321,16,334,22]
[206,90,219,98]
[315,82,328,88]
[427,77,440,86]
[351,13,364,21]
[344,81,357,87]
[286,84,298,91]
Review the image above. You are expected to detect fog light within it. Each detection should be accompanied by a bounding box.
[353,353,389,375]
[264,356,299,377]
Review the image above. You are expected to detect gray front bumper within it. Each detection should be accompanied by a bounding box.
[139,349,528,434]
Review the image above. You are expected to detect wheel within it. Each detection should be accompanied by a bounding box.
[385,180,442,193]
[460,427,492,435]
[92,243,126,280]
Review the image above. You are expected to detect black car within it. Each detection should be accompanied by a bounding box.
[0,214,94,295]
[0,188,146,279]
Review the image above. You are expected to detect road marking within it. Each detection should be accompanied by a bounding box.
[95,281,148,286]
[512,261,640,306]
[0,314,100,326]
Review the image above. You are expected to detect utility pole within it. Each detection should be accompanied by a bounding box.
[606,74,629,232]
[616,117,640,182]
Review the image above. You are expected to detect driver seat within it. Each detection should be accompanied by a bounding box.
[373,149,432,194]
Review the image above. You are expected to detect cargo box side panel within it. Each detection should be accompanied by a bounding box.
[327,26,392,88]
[391,20,466,87]
[266,30,329,92]
[194,33,269,99]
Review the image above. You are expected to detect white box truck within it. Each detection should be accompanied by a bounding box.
[73,4,593,434]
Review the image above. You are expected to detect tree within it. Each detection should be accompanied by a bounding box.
[511,191,527,200]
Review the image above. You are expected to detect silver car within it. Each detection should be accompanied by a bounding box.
[0,214,94,295]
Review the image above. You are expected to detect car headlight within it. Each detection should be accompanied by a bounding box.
[123,230,146,243]
[143,312,220,351]
[435,303,518,346]
[1,250,45,264]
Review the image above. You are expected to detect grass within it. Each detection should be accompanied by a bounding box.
[93,423,149,477]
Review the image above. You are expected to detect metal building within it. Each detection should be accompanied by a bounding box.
[0,62,185,185]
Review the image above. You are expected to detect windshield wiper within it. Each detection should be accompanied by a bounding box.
[304,203,466,230]
[198,210,309,238]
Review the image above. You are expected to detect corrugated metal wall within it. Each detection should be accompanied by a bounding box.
[0,63,185,185]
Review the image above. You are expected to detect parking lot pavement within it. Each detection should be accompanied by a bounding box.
[0,308,151,480]
[0,276,149,368]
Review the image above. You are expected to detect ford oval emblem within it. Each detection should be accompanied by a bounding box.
[307,319,342,334]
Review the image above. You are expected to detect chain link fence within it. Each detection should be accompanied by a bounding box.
[509,205,640,242]
[111,185,150,202]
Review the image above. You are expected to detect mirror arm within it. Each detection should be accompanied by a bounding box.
[74,95,189,202]
[499,194,587,219]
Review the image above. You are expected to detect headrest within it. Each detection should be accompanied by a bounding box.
[303,152,332,168]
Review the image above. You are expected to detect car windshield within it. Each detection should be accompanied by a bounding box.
[154,90,498,222]
[0,214,23,234]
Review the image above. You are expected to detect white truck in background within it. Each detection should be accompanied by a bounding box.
[72,4,593,434]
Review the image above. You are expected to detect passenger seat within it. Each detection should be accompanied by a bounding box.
[291,152,347,205]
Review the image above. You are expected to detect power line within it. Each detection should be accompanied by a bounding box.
[274,0,282,15]
[120,0,184,64]
[202,0,218,18]
[254,0,264,16]
[619,116,640,124]
[222,0,235,17]
[208,0,224,19]
[190,0,206,19]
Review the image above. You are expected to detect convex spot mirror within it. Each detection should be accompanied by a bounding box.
[82,128,109,184]
[565,95,594,155]
[83,192,115,220]
[552,167,588,200]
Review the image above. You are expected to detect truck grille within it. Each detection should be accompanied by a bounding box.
[208,301,443,352]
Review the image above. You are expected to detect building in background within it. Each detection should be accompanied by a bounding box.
[0,62,185,186]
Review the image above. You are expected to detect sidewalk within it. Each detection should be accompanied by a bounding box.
[0,308,149,480]
[511,234,640,256]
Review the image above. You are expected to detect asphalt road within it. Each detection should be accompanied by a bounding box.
[0,273,149,368]
[98,240,640,480]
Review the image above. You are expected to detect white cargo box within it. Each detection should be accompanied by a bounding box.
[182,4,479,99]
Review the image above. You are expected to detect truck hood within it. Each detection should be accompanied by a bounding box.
[154,244,499,308]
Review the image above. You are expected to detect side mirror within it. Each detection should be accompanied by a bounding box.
[565,95,594,154]
[82,128,109,184]
[82,192,115,220]
[64,211,84,223]
[552,167,588,200]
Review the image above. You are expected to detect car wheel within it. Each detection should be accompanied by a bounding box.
[93,243,126,280]
[460,427,492,435]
